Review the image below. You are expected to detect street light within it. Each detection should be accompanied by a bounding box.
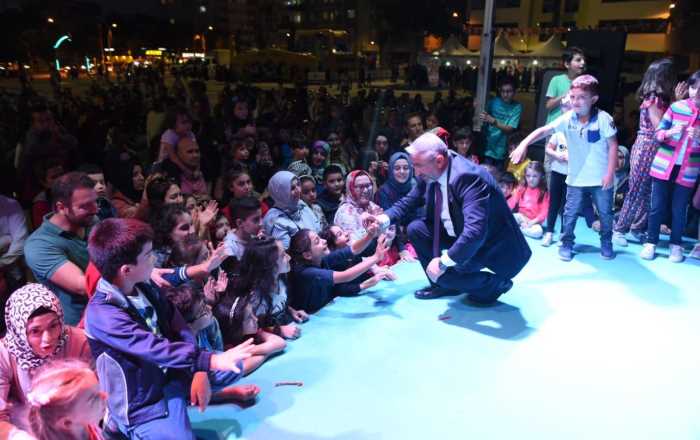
[452,11,459,18]
[47,17,54,24]
[669,3,676,8]
[112,23,118,28]
[208,25,214,31]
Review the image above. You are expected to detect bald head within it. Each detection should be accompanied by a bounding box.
[176,136,200,170]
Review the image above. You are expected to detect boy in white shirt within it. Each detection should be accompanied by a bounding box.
[510,75,618,261]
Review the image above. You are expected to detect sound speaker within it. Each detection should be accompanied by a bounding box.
[530,68,566,162]
[565,30,627,114]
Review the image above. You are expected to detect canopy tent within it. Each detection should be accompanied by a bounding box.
[439,35,471,56]
[493,33,517,57]
[528,34,565,59]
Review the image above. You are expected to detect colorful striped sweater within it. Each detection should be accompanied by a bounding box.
[651,98,700,187]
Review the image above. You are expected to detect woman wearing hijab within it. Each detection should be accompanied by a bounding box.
[309,140,330,187]
[377,152,416,212]
[0,284,92,438]
[333,170,384,243]
[263,171,322,249]
[377,152,420,263]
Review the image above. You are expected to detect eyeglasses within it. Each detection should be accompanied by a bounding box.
[355,183,373,191]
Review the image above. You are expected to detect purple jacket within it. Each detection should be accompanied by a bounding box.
[84,270,212,427]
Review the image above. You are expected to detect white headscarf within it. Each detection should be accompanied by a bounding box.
[3,284,68,370]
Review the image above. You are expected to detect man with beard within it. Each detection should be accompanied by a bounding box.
[25,172,98,324]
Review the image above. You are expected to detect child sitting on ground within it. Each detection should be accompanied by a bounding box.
[288,229,392,313]
[508,161,550,239]
[86,218,257,439]
[223,237,307,341]
[215,293,287,376]
[498,172,518,203]
[300,175,328,229]
[28,360,107,440]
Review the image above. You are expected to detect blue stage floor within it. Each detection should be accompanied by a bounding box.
[190,224,700,440]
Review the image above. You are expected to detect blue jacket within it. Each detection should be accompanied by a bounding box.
[386,151,531,279]
[84,267,212,427]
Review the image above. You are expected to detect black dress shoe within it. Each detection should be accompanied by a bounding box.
[465,279,513,306]
[414,287,460,299]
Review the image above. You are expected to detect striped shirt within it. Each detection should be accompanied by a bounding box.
[651,98,700,188]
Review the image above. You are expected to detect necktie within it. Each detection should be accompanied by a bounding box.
[433,181,442,258]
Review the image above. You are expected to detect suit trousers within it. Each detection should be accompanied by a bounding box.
[407,219,507,303]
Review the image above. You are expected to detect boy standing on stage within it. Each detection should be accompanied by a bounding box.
[510,75,618,262]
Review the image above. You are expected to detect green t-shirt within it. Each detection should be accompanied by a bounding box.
[484,97,522,160]
[545,74,572,124]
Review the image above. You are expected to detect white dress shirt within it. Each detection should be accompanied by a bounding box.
[436,167,455,237]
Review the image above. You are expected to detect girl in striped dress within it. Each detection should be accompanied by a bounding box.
[613,59,685,246]
[641,70,700,262]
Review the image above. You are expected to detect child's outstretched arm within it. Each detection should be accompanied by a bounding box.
[510,125,555,164]
[333,234,387,284]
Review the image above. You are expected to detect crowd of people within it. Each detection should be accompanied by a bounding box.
[0,46,699,439]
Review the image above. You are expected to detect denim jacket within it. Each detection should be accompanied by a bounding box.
[84,268,212,427]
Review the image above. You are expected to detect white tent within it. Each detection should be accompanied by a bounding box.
[528,34,565,59]
[439,35,470,56]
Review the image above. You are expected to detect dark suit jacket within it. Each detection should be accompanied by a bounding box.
[386,151,531,279]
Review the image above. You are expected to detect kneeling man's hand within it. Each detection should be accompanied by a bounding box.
[426,257,445,283]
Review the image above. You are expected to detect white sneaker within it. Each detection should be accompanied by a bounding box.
[669,244,684,263]
[541,232,553,247]
[640,243,656,260]
[612,231,628,247]
[690,244,700,260]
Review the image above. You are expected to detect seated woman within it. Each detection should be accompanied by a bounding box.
[309,140,330,187]
[145,173,184,215]
[376,152,420,263]
[27,360,106,440]
[288,229,392,313]
[0,284,92,439]
[263,171,322,249]
[357,133,394,187]
[110,159,147,219]
[334,170,384,243]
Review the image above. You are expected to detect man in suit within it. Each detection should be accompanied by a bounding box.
[377,132,531,304]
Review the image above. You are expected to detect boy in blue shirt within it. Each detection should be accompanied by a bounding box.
[85,218,255,439]
[511,75,618,261]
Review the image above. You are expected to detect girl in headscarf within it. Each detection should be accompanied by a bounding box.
[333,170,384,243]
[377,152,416,211]
[0,284,92,438]
[309,140,330,186]
[263,171,322,249]
[377,152,420,263]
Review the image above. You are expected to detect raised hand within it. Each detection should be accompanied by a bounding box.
[203,241,229,273]
[199,200,219,228]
